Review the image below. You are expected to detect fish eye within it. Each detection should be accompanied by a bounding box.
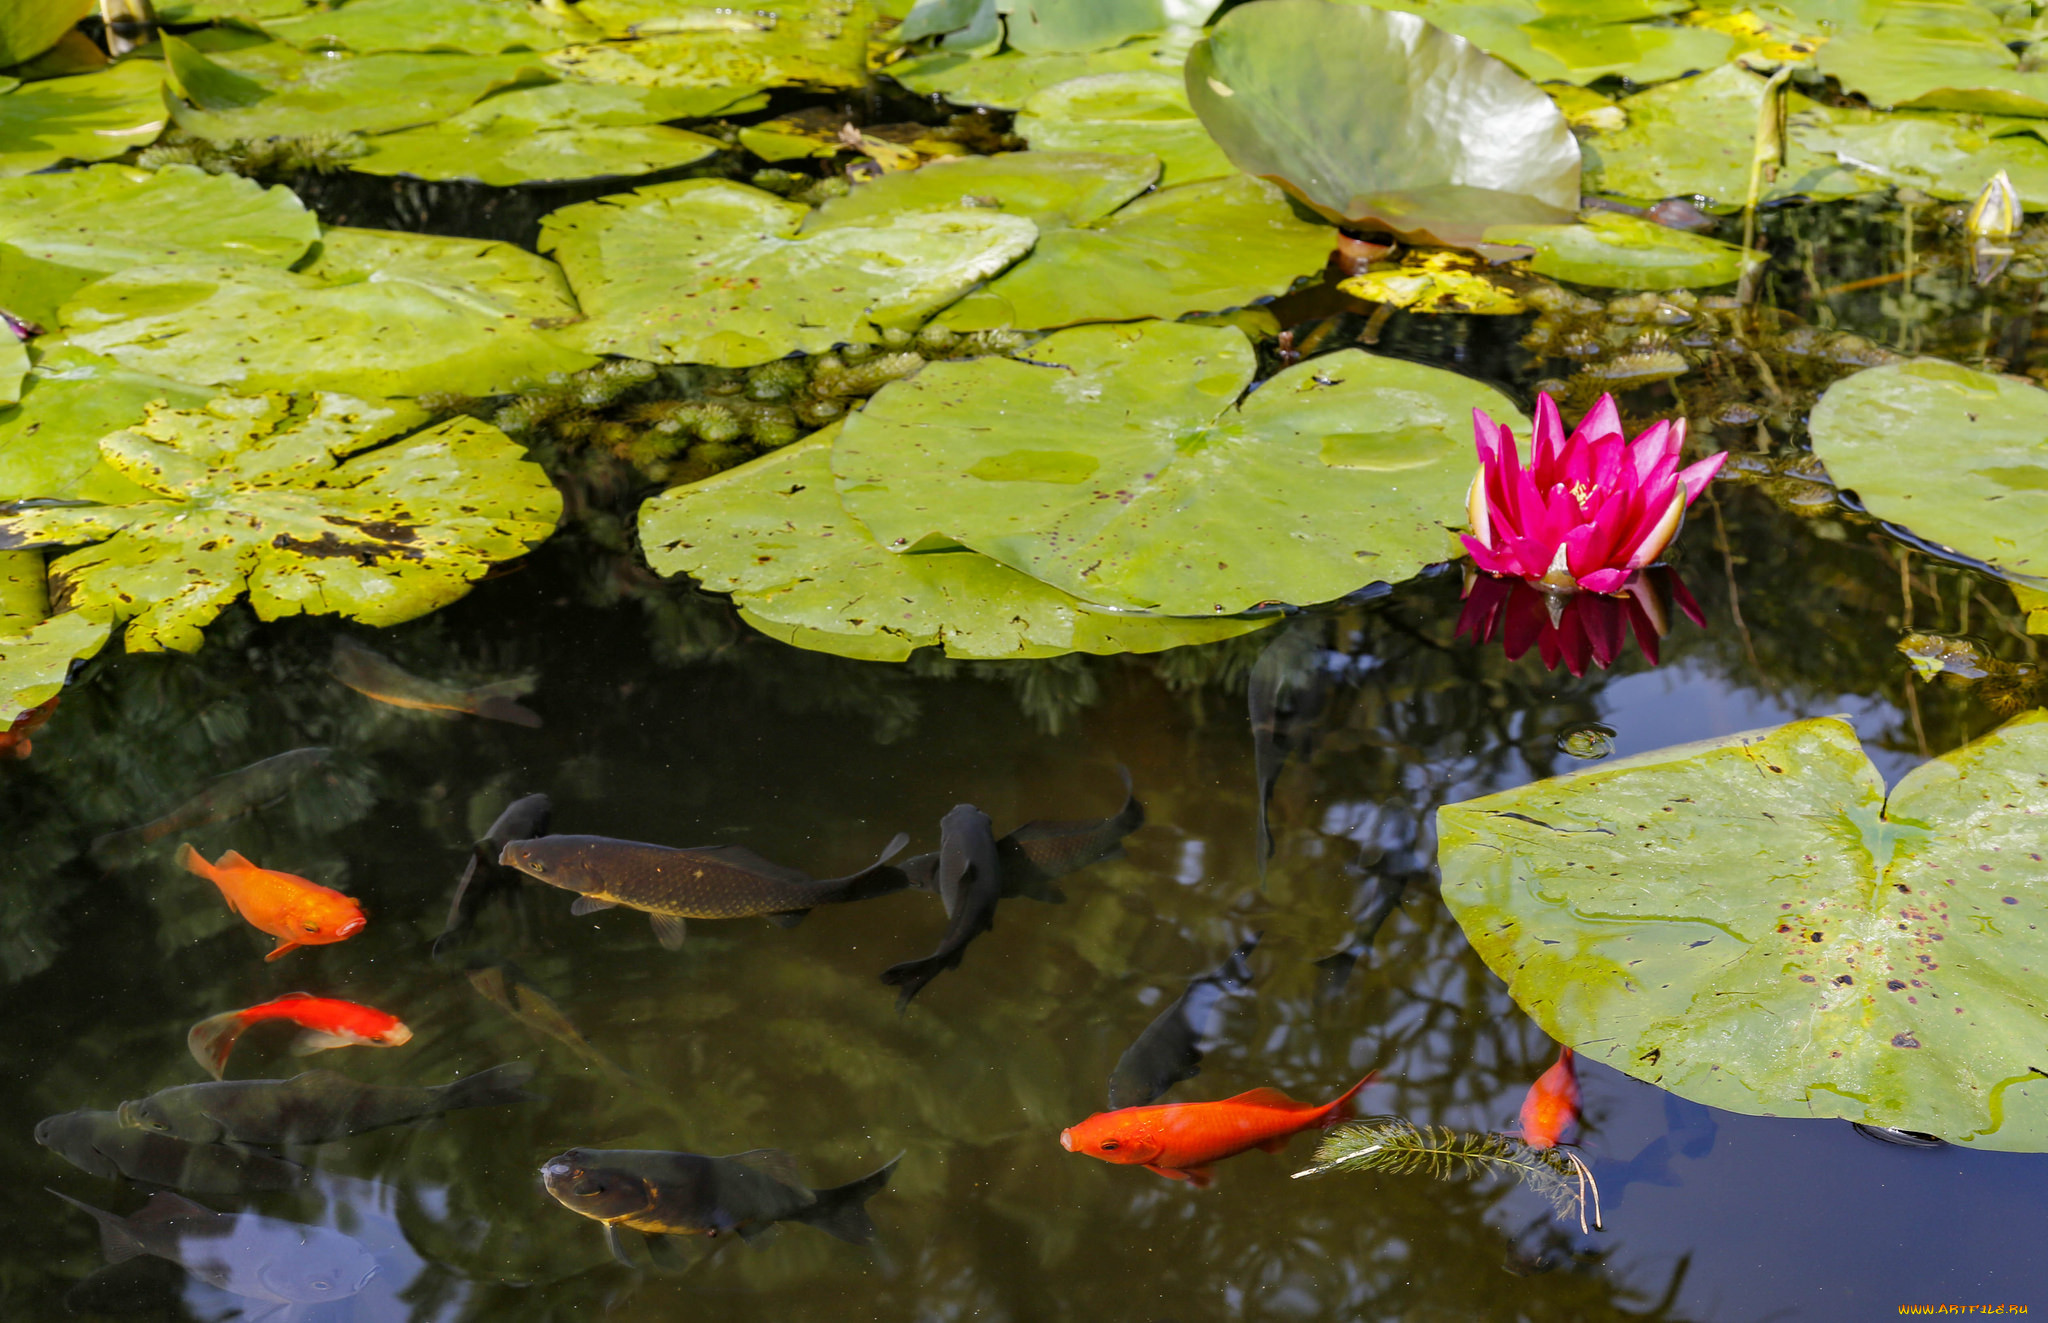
[301,921,322,933]
[1099,1139,1120,1151]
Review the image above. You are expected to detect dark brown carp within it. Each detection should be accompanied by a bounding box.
[331,637,541,727]
[881,805,1001,1009]
[901,766,1143,902]
[499,831,911,949]
[434,792,552,957]
[35,1110,308,1193]
[115,1063,539,1146]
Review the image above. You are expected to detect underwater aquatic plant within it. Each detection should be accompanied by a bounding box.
[1463,393,1726,595]
[1295,1117,1601,1233]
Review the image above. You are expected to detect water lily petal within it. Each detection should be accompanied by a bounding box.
[1576,566,1632,595]
[1675,448,1727,505]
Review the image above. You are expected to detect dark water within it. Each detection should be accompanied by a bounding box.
[5,183,2047,1321]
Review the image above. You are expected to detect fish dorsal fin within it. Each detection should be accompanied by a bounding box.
[284,1069,350,1087]
[570,897,617,916]
[648,913,688,950]
[274,991,313,1002]
[217,850,254,870]
[688,845,812,887]
[719,1148,812,1198]
[133,1191,212,1224]
[1220,1087,1302,1110]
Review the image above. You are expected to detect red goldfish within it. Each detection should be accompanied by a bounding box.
[1519,1046,1580,1149]
[1060,1073,1375,1187]
[0,697,58,759]
[187,993,413,1080]
[177,845,366,961]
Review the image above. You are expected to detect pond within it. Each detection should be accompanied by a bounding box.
[4,2,2048,1321]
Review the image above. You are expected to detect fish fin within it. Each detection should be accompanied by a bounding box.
[735,1221,779,1245]
[1142,1164,1192,1183]
[1012,874,1067,904]
[898,852,939,891]
[878,949,962,1009]
[174,843,208,877]
[569,897,618,916]
[1257,1137,1291,1154]
[471,696,543,729]
[719,1148,810,1197]
[48,1189,145,1264]
[289,1029,360,1056]
[470,675,538,701]
[1183,1166,1213,1188]
[272,990,313,1001]
[766,909,808,929]
[1320,1070,1379,1127]
[602,1222,636,1269]
[217,849,253,870]
[185,1011,249,1081]
[648,914,688,950]
[1218,1087,1303,1110]
[263,939,303,962]
[791,1154,900,1245]
[642,1232,699,1272]
[130,1192,210,1224]
[441,1061,542,1111]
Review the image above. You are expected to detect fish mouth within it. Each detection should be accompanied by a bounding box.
[336,917,367,938]
[1058,1129,1073,1152]
[382,1025,415,1046]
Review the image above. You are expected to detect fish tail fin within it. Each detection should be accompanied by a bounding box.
[793,1154,901,1246]
[48,1189,144,1264]
[1321,1070,1379,1128]
[470,675,538,701]
[471,696,543,729]
[440,1061,543,1111]
[827,832,915,905]
[878,950,961,1009]
[174,843,210,881]
[186,1011,250,1080]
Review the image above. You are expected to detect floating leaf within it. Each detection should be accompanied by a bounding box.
[1809,358,2048,580]
[0,551,44,632]
[1346,0,1733,86]
[0,394,562,653]
[641,426,1271,660]
[542,0,873,90]
[0,346,213,504]
[1013,71,1235,186]
[834,320,1524,614]
[1336,249,1528,313]
[2013,582,2048,635]
[0,611,112,725]
[1817,15,2048,118]
[886,28,1198,109]
[0,164,317,329]
[1483,211,1759,290]
[1438,713,2048,1150]
[538,178,1037,367]
[802,150,1160,232]
[257,0,568,54]
[0,0,90,66]
[53,228,596,399]
[0,334,26,408]
[0,60,167,177]
[1790,103,2048,209]
[1004,0,1169,55]
[938,173,1331,331]
[1186,0,1582,250]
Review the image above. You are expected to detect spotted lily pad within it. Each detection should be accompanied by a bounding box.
[1483,211,1760,289]
[641,425,1271,661]
[1013,71,1235,186]
[0,610,113,725]
[0,165,317,329]
[1337,249,1528,313]
[1185,0,1581,248]
[0,60,168,177]
[1439,712,2048,1149]
[538,178,1037,367]
[938,173,1331,331]
[0,394,562,653]
[803,150,1160,232]
[0,346,213,504]
[543,0,872,90]
[834,320,1525,614]
[1809,358,2048,580]
[257,0,568,54]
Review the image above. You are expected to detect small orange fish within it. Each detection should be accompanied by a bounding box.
[1060,1073,1374,1187]
[0,696,58,760]
[1519,1046,1580,1149]
[176,844,366,962]
[187,992,413,1080]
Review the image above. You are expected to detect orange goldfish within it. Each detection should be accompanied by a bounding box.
[176,845,366,962]
[1519,1046,1580,1149]
[187,992,413,1080]
[1060,1073,1374,1187]
[0,697,58,760]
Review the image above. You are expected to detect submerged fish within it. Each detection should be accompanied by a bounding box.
[541,1146,899,1264]
[466,961,632,1083]
[0,695,58,760]
[881,805,1001,1009]
[90,747,332,867]
[1519,1047,1580,1150]
[1060,1073,1374,1187]
[177,845,366,962]
[332,636,541,728]
[434,792,552,958]
[1312,866,1410,1000]
[116,1063,539,1147]
[35,1111,308,1194]
[1107,934,1259,1109]
[51,1189,379,1307]
[900,767,1144,902]
[500,831,911,950]
[187,993,413,1080]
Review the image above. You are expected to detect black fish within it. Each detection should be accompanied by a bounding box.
[541,1146,899,1264]
[35,1110,308,1194]
[116,1063,540,1147]
[434,792,552,958]
[1313,867,1409,1000]
[1106,934,1259,1109]
[901,767,1143,902]
[880,805,1001,1009]
[1248,619,1330,877]
[500,831,911,950]
[50,1189,380,1306]
[90,748,332,868]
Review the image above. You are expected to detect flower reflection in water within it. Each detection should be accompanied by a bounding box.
[1456,567,1704,677]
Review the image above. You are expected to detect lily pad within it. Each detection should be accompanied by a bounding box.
[1346,0,1734,86]
[0,552,43,633]
[803,150,1160,232]
[1185,0,1582,248]
[0,335,25,408]
[1438,712,2048,1149]
[833,320,1525,614]
[0,610,112,725]
[0,60,168,177]
[53,228,596,399]
[543,0,872,90]
[0,394,562,653]
[257,0,568,54]
[538,178,1038,367]
[1013,71,1235,186]
[0,165,317,330]
[1790,103,2048,209]
[1004,0,1170,54]
[1817,19,2048,117]
[938,173,1331,331]
[1809,358,2048,579]
[1483,211,1759,289]
[886,28,1198,109]
[0,0,90,66]
[0,346,214,504]
[1337,249,1529,313]
[640,425,1272,661]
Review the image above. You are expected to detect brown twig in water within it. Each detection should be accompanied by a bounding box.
[1708,489,1761,674]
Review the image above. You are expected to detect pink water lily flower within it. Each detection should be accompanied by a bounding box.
[1462,393,1726,596]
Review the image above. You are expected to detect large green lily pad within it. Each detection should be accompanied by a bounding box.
[1439,713,2048,1149]
[0,346,214,504]
[1004,0,1170,54]
[834,320,1523,614]
[0,0,90,67]
[0,551,43,633]
[543,0,872,90]
[0,165,317,329]
[1790,104,2048,208]
[803,150,1160,232]
[1344,0,1733,86]
[258,0,568,54]
[1817,19,2048,117]
[1013,71,1235,186]
[0,334,26,408]
[0,610,113,725]
[641,425,1271,660]
[538,178,1037,367]
[0,394,562,653]
[1484,211,1760,289]
[0,61,168,177]
[886,28,1199,109]
[938,173,1331,331]
[53,227,596,399]
[1809,358,2048,580]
